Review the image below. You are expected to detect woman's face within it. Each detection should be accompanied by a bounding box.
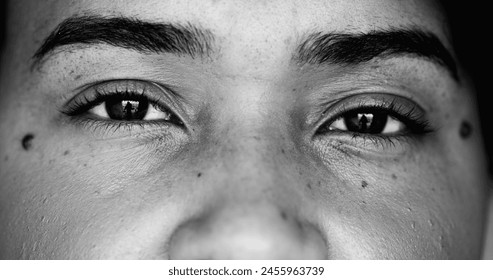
[0,0,490,259]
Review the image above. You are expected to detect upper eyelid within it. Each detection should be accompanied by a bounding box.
[321,94,425,119]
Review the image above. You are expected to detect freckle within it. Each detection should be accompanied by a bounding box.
[3,155,8,161]
[197,172,202,178]
[21,134,34,150]
[391,174,397,180]
[361,180,368,188]
[83,163,87,167]
[459,121,473,138]
[74,75,82,80]
[63,150,70,156]
[306,183,312,189]
[281,149,285,154]
[280,211,287,221]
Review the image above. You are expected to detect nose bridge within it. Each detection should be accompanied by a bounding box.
[215,80,296,169]
[212,115,298,198]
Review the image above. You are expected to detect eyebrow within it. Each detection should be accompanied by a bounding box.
[294,28,458,80]
[32,15,214,66]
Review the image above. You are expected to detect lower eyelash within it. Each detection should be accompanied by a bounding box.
[68,115,176,140]
[349,132,422,149]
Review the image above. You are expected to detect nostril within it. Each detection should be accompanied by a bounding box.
[168,204,328,259]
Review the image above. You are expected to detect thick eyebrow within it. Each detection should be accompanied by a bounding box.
[294,28,458,80]
[32,15,215,66]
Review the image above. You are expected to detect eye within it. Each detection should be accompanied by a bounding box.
[90,94,174,122]
[327,108,405,135]
[316,97,434,140]
[63,80,184,127]
[314,95,434,152]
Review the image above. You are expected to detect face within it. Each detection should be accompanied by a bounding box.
[0,0,490,259]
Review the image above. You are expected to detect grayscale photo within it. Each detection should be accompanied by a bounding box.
[0,0,491,259]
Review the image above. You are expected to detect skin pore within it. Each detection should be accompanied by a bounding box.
[0,0,491,259]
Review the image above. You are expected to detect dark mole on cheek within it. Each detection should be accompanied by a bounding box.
[361,180,368,188]
[21,134,35,150]
[197,172,202,178]
[459,121,473,138]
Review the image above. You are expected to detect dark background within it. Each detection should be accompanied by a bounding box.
[0,1,491,174]
[442,2,491,175]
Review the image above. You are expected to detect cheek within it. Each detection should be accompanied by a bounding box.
[310,155,483,259]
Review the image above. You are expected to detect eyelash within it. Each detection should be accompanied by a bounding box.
[316,99,433,147]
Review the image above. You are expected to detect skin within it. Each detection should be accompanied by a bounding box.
[0,0,491,259]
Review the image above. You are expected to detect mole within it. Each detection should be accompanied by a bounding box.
[459,121,472,138]
[280,211,287,221]
[197,172,202,178]
[21,134,34,151]
[361,180,368,188]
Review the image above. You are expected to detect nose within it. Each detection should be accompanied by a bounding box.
[168,202,327,259]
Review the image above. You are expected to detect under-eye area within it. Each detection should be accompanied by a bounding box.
[312,93,434,155]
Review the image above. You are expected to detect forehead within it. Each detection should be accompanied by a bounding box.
[12,0,448,52]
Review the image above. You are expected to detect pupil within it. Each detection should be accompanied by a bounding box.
[105,96,149,120]
[344,111,387,133]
